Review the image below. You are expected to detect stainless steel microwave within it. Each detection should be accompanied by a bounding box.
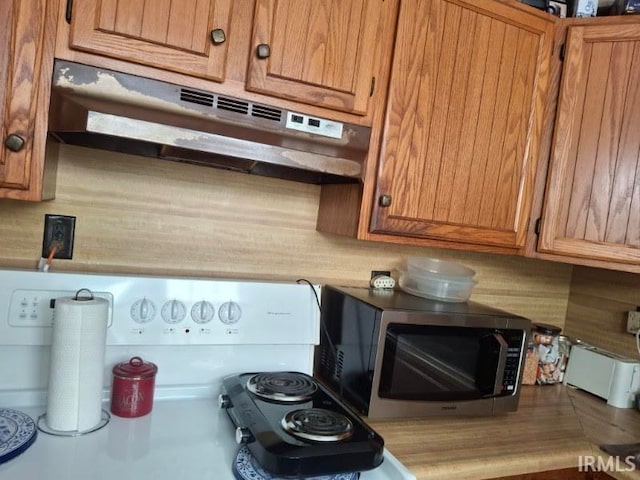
[313,286,531,418]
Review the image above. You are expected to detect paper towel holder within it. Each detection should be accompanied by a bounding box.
[74,288,94,301]
[37,410,110,437]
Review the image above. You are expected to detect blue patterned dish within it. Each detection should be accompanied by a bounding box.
[0,408,37,465]
[233,446,359,480]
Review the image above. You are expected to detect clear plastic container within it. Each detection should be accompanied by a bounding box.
[398,257,476,302]
[398,269,476,302]
[406,257,476,280]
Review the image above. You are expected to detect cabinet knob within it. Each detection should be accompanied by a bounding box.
[4,134,25,152]
[256,44,271,59]
[210,28,226,45]
[379,195,392,207]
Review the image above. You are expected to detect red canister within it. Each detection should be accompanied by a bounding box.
[110,356,158,418]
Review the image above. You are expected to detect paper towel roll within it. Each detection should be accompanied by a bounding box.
[46,294,109,432]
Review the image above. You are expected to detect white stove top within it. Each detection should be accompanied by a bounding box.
[0,269,415,480]
[0,389,414,480]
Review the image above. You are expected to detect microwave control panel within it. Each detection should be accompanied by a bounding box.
[499,330,526,394]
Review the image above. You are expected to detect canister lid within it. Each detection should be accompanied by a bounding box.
[532,323,562,336]
[112,356,157,379]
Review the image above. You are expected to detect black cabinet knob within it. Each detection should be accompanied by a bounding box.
[379,195,392,207]
[210,28,226,45]
[256,44,271,59]
[4,134,25,152]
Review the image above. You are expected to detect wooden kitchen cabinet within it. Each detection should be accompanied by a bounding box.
[67,0,233,82]
[368,0,556,249]
[246,0,382,115]
[538,23,640,267]
[0,0,59,201]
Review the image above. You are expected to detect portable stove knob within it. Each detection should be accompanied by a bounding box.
[235,427,253,444]
[218,394,232,409]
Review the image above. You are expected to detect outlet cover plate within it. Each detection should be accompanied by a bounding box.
[626,311,640,334]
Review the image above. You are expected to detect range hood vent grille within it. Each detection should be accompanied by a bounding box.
[179,88,214,107]
[180,88,283,122]
[251,104,282,122]
[216,96,249,115]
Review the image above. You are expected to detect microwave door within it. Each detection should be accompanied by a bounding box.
[477,333,509,396]
[379,326,512,401]
[381,330,481,399]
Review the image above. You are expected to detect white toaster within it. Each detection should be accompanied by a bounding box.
[563,344,640,408]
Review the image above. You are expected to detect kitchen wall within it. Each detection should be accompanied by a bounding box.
[0,144,573,325]
[564,266,640,358]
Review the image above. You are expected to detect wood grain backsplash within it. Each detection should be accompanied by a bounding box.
[565,266,640,358]
[0,144,572,325]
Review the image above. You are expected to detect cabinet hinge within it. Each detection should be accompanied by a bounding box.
[65,0,73,23]
[559,43,566,61]
[370,77,376,97]
[534,218,542,235]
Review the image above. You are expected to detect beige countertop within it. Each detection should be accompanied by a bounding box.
[368,385,640,479]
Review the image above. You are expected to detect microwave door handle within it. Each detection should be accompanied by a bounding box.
[492,333,509,396]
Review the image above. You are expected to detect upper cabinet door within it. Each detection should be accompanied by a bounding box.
[247,0,382,115]
[68,0,233,82]
[539,24,640,265]
[0,0,56,199]
[371,0,555,249]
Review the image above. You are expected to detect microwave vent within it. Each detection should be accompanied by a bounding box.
[179,88,214,107]
[336,349,344,380]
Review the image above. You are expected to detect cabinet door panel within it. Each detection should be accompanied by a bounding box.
[69,0,232,82]
[539,25,640,264]
[247,0,382,115]
[372,0,554,249]
[0,0,46,190]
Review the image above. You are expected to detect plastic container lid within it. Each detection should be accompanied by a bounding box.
[112,356,158,379]
[407,257,476,280]
[398,270,476,302]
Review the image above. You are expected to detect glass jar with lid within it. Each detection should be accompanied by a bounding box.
[531,323,562,384]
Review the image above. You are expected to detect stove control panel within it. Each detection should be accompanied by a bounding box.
[8,289,114,328]
[0,269,319,346]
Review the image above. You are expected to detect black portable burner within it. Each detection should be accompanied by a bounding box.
[219,372,385,478]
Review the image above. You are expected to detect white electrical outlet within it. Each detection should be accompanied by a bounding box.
[626,310,640,334]
[370,275,396,289]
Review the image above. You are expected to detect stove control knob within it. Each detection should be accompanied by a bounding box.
[161,300,186,324]
[235,427,253,444]
[219,301,241,324]
[130,298,156,323]
[218,394,232,409]
[191,301,215,324]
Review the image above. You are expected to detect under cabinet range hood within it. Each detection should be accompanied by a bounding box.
[48,61,371,184]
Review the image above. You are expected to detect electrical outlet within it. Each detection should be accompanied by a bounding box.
[626,310,640,335]
[371,275,396,289]
[41,214,76,259]
[371,270,391,279]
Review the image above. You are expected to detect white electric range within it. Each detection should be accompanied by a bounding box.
[0,269,415,480]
